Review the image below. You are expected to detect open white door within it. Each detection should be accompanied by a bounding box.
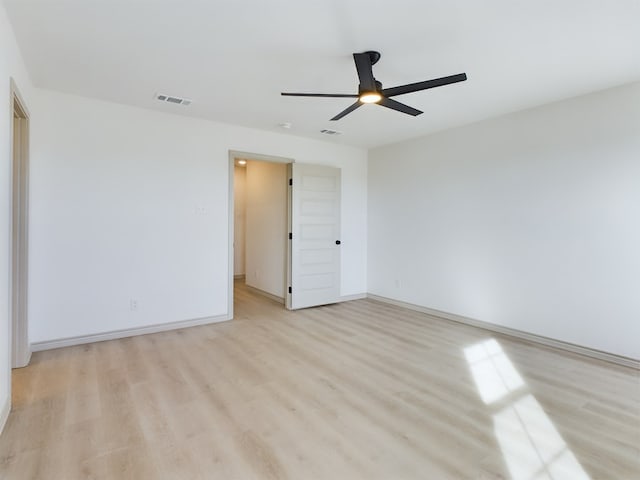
[288,163,341,310]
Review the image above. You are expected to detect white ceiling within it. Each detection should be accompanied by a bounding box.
[4,0,640,148]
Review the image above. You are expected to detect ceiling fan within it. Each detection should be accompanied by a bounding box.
[281,51,467,121]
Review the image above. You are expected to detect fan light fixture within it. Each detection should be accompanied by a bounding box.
[359,92,382,104]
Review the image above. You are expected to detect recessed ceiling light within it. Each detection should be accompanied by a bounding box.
[237,159,247,165]
[278,122,292,129]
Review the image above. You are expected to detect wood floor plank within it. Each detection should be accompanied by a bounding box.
[1,281,638,479]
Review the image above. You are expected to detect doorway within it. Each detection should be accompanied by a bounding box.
[228,151,342,318]
[10,80,31,368]
[228,151,293,318]
[234,156,289,305]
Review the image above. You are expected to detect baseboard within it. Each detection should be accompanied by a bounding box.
[234,274,245,280]
[245,285,285,304]
[0,395,10,436]
[367,294,639,370]
[340,293,367,302]
[31,314,231,352]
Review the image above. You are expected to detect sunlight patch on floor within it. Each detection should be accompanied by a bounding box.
[464,338,524,404]
[464,339,590,480]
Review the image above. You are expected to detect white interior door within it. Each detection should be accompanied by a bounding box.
[289,163,341,310]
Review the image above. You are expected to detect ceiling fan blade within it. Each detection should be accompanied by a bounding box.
[281,92,359,98]
[378,97,423,116]
[353,53,376,92]
[330,101,362,121]
[382,73,467,97]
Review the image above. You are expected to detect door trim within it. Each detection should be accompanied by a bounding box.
[227,151,294,319]
[9,78,31,368]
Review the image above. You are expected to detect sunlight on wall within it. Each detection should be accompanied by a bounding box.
[464,339,590,480]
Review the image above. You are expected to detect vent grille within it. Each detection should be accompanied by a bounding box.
[155,93,192,106]
[320,129,342,136]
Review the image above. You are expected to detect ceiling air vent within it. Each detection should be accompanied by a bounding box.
[155,93,192,106]
[320,129,342,136]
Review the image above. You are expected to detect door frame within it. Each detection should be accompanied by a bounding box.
[9,78,31,368]
[227,151,294,318]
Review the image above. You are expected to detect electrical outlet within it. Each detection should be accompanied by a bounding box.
[130,299,138,311]
[394,279,401,288]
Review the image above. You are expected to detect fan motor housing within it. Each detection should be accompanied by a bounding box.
[359,80,383,95]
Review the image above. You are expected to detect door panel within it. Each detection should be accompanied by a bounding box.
[289,164,341,309]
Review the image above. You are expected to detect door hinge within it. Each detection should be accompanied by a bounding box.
[289,178,293,186]
[288,286,292,294]
[289,232,292,240]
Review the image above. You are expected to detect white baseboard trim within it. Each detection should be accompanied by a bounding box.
[245,285,285,305]
[340,293,367,302]
[0,396,10,436]
[367,294,639,370]
[31,314,231,352]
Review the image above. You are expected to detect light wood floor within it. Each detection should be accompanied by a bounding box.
[1,283,638,479]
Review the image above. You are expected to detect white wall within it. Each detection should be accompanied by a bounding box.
[368,82,640,359]
[233,164,246,276]
[29,88,368,344]
[245,160,288,298]
[0,2,33,428]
